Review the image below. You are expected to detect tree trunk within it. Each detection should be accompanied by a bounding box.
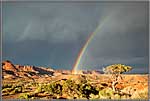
[111,74,119,92]
[112,81,118,91]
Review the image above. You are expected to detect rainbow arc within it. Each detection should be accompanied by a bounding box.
[72,15,112,74]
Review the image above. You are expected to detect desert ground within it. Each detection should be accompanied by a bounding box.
[2,60,149,100]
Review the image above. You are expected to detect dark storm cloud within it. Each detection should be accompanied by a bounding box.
[3,2,148,73]
[3,3,101,42]
[79,2,148,73]
[3,40,79,69]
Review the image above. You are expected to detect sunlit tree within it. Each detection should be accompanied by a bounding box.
[103,64,132,91]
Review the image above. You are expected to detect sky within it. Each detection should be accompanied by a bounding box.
[2,2,149,73]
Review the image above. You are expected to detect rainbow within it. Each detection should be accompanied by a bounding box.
[72,15,111,74]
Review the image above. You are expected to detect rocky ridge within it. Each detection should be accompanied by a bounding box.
[2,60,102,79]
[2,60,54,79]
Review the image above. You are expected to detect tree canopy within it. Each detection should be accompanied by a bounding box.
[103,64,132,74]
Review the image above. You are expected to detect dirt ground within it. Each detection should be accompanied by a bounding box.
[2,74,148,100]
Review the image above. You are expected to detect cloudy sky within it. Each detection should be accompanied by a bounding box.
[2,2,148,73]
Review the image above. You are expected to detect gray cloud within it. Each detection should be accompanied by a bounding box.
[78,2,148,73]
[3,2,148,73]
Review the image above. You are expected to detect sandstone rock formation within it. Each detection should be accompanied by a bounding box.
[2,60,17,72]
[2,60,54,79]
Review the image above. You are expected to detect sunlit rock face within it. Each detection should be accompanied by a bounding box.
[15,65,38,73]
[2,60,18,72]
[2,60,54,79]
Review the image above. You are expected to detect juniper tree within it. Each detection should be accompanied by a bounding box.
[103,64,132,91]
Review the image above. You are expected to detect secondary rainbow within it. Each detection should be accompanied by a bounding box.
[72,15,111,74]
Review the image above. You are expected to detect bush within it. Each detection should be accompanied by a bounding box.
[2,84,23,95]
[77,83,99,99]
[43,82,62,95]
[98,88,114,99]
[34,84,43,93]
[19,92,37,99]
[2,88,13,93]
[2,84,12,89]
[17,78,147,100]
[61,79,98,99]
[19,93,29,99]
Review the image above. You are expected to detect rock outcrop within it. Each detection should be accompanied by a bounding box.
[2,60,54,79]
[2,60,18,72]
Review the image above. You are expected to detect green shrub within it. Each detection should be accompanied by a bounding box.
[35,82,62,95]
[14,86,22,93]
[2,84,12,89]
[19,93,29,99]
[44,83,62,95]
[34,84,43,93]
[2,87,13,93]
[19,92,36,99]
[61,80,78,98]
[62,81,97,99]
[98,88,114,99]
